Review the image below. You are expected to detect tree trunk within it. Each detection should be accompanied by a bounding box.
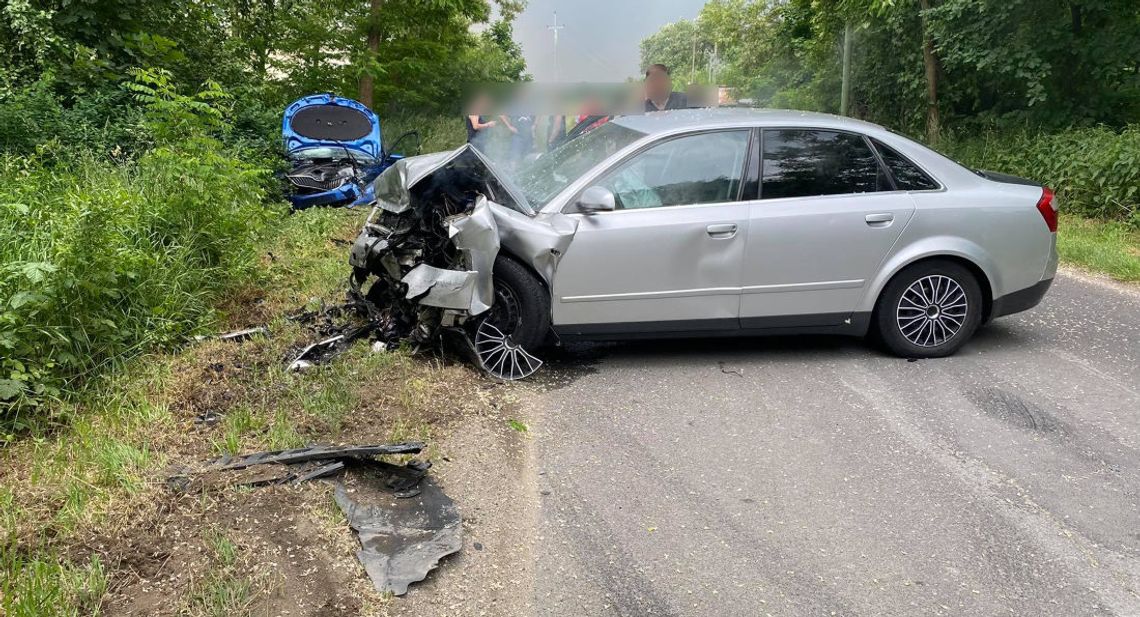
[917,0,941,144]
[358,0,383,108]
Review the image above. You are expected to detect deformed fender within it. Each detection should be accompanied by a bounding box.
[491,207,579,286]
[859,236,1002,313]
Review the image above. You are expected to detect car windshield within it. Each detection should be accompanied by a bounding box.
[513,122,646,208]
[293,147,376,163]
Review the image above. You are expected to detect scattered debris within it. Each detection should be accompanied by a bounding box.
[335,474,463,596]
[287,324,375,371]
[718,361,744,377]
[194,326,268,343]
[167,441,460,595]
[167,442,423,492]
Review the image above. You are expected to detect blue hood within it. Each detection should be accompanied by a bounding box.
[282,94,382,159]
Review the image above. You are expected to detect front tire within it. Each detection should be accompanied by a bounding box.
[874,260,983,358]
[480,255,550,353]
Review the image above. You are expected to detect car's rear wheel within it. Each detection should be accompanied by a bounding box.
[874,260,983,358]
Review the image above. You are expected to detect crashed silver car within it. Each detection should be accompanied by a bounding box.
[349,108,1058,378]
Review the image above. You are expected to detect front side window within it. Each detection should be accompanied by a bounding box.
[594,131,749,209]
[873,140,940,191]
[762,129,889,199]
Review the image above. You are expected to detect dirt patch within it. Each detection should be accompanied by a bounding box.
[72,400,539,617]
[91,483,372,616]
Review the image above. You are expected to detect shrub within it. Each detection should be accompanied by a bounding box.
[0,137,280,428]
[943,126,1140,227]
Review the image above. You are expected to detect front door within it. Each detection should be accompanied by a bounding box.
[740,128,916,328]
[552,130,753,335]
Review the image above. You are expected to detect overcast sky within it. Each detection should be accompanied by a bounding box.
[513,0,708,83]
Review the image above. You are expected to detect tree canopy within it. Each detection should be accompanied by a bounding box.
[0,0,528,114]
[640,0,1140,140]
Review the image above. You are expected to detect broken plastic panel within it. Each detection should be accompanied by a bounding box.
[335,473,462,596]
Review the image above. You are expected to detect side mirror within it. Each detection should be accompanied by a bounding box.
[575,186,616,214]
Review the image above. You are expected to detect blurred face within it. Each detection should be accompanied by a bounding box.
[645,68,671,101]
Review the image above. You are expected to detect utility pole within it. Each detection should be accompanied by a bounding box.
[840,21,852,116]
[546,11,564,83]
[691,29,697,84]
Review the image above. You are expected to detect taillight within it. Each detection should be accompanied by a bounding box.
[1036,187,1057,233]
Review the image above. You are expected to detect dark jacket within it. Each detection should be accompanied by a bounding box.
[645,91,688,112]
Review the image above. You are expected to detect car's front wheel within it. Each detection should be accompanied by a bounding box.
[874,260,983,358]
[470,255,550,379]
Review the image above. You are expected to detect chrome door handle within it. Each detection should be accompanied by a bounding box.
[865,213,894,226]
[706,223,738,238]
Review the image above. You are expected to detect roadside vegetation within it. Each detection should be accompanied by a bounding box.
[1,1,507,613]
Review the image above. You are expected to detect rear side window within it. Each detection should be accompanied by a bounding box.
[873,140,939,191]
[762,129,889,199]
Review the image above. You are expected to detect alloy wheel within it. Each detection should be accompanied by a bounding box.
[896,274,968,347]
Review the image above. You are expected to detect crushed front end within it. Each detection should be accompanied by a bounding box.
[347,145,566,379]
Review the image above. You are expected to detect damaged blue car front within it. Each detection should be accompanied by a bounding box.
[283,94,415,209]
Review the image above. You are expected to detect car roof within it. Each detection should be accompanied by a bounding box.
[612,107,888,135]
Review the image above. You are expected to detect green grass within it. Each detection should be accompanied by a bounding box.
[183,528,260,617]
[0,551,107,617]
[1058,214,1140,282]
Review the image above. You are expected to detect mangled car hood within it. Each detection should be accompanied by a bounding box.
[283,94,383,159]
[371,145,533,216]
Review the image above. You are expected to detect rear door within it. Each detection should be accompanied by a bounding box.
[552,130,752,334]
[739,128,916,327]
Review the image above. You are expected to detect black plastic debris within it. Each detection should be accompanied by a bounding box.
[167,442,424,492]
[287,323,376,371]
[335,471,462,595]
[208,443,423,470]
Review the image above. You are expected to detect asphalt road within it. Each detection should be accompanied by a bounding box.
[526,270,1140,617]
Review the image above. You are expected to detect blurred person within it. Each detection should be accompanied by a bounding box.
[644,64,687,112]
[504,113,536,170]
[465,93,497,151]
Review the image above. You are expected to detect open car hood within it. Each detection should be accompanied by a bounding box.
[283,94,382,159]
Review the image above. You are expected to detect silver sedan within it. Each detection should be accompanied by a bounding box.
[507,108,1057,358]
[353,108,1058,376]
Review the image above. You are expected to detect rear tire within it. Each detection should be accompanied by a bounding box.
[874,260,983,358]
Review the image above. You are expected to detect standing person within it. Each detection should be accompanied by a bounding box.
[506,113,535,170]
[465,93,497,151]
[644,64,688,112]
[546,115,567,150]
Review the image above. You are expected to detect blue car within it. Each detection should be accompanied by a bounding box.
[282,94,417,209]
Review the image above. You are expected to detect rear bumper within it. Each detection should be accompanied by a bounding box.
[991,277,1053,319]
